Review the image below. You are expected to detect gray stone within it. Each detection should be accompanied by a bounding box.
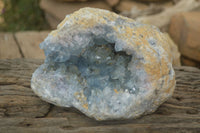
[31,8,176,121]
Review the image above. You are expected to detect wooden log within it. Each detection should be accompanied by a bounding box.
[0,59,200,133]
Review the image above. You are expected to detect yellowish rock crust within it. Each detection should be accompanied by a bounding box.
[49,8,175,112]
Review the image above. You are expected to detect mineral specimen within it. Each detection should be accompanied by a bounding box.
[31,8,176,120]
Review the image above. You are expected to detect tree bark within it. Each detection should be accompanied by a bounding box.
[0,59,199,133]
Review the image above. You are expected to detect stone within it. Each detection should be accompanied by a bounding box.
[165,33,181,66]
[0,33,21,59]
[169,12,200,63]
[119,1,174,21]
[31,8,176,121]
[40,0,111,29]
[136,0,200,32]
[120,4,163,19]
[15,31,49,59]
[136,0,170,2]
[106,0,120,7]
[116,0,148,13]
[44,12,61,30]
[181,56,200,68]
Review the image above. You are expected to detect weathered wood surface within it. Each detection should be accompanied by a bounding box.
[0,59,200,133]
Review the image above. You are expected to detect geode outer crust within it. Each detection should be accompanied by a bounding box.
[31,8,175,120]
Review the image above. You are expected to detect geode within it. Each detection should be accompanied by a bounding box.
[31,8,176,120]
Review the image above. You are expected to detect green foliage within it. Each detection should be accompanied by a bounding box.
[0,0,49,31]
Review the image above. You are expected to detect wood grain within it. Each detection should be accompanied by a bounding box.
[0,59,199,133]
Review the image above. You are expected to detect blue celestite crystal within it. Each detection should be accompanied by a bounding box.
[31,8,176,120]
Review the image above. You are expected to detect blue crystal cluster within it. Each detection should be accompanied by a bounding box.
[31,8,175,120]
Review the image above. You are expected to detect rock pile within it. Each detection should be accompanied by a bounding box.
[40,0,181,29]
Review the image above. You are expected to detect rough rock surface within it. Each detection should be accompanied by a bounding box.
[136,0,200,31]
[116,0,148,13]
[15,31,49,59]
[165,33,181,66]
[169,12,200,66]
[0,33,21,59]
[106,0,120,7]
[31,8,176,120]
[181,56,200,68]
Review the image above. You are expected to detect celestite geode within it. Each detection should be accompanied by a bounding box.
[31,8,176,120]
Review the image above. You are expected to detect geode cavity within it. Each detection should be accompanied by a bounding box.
[31,8,175,120]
